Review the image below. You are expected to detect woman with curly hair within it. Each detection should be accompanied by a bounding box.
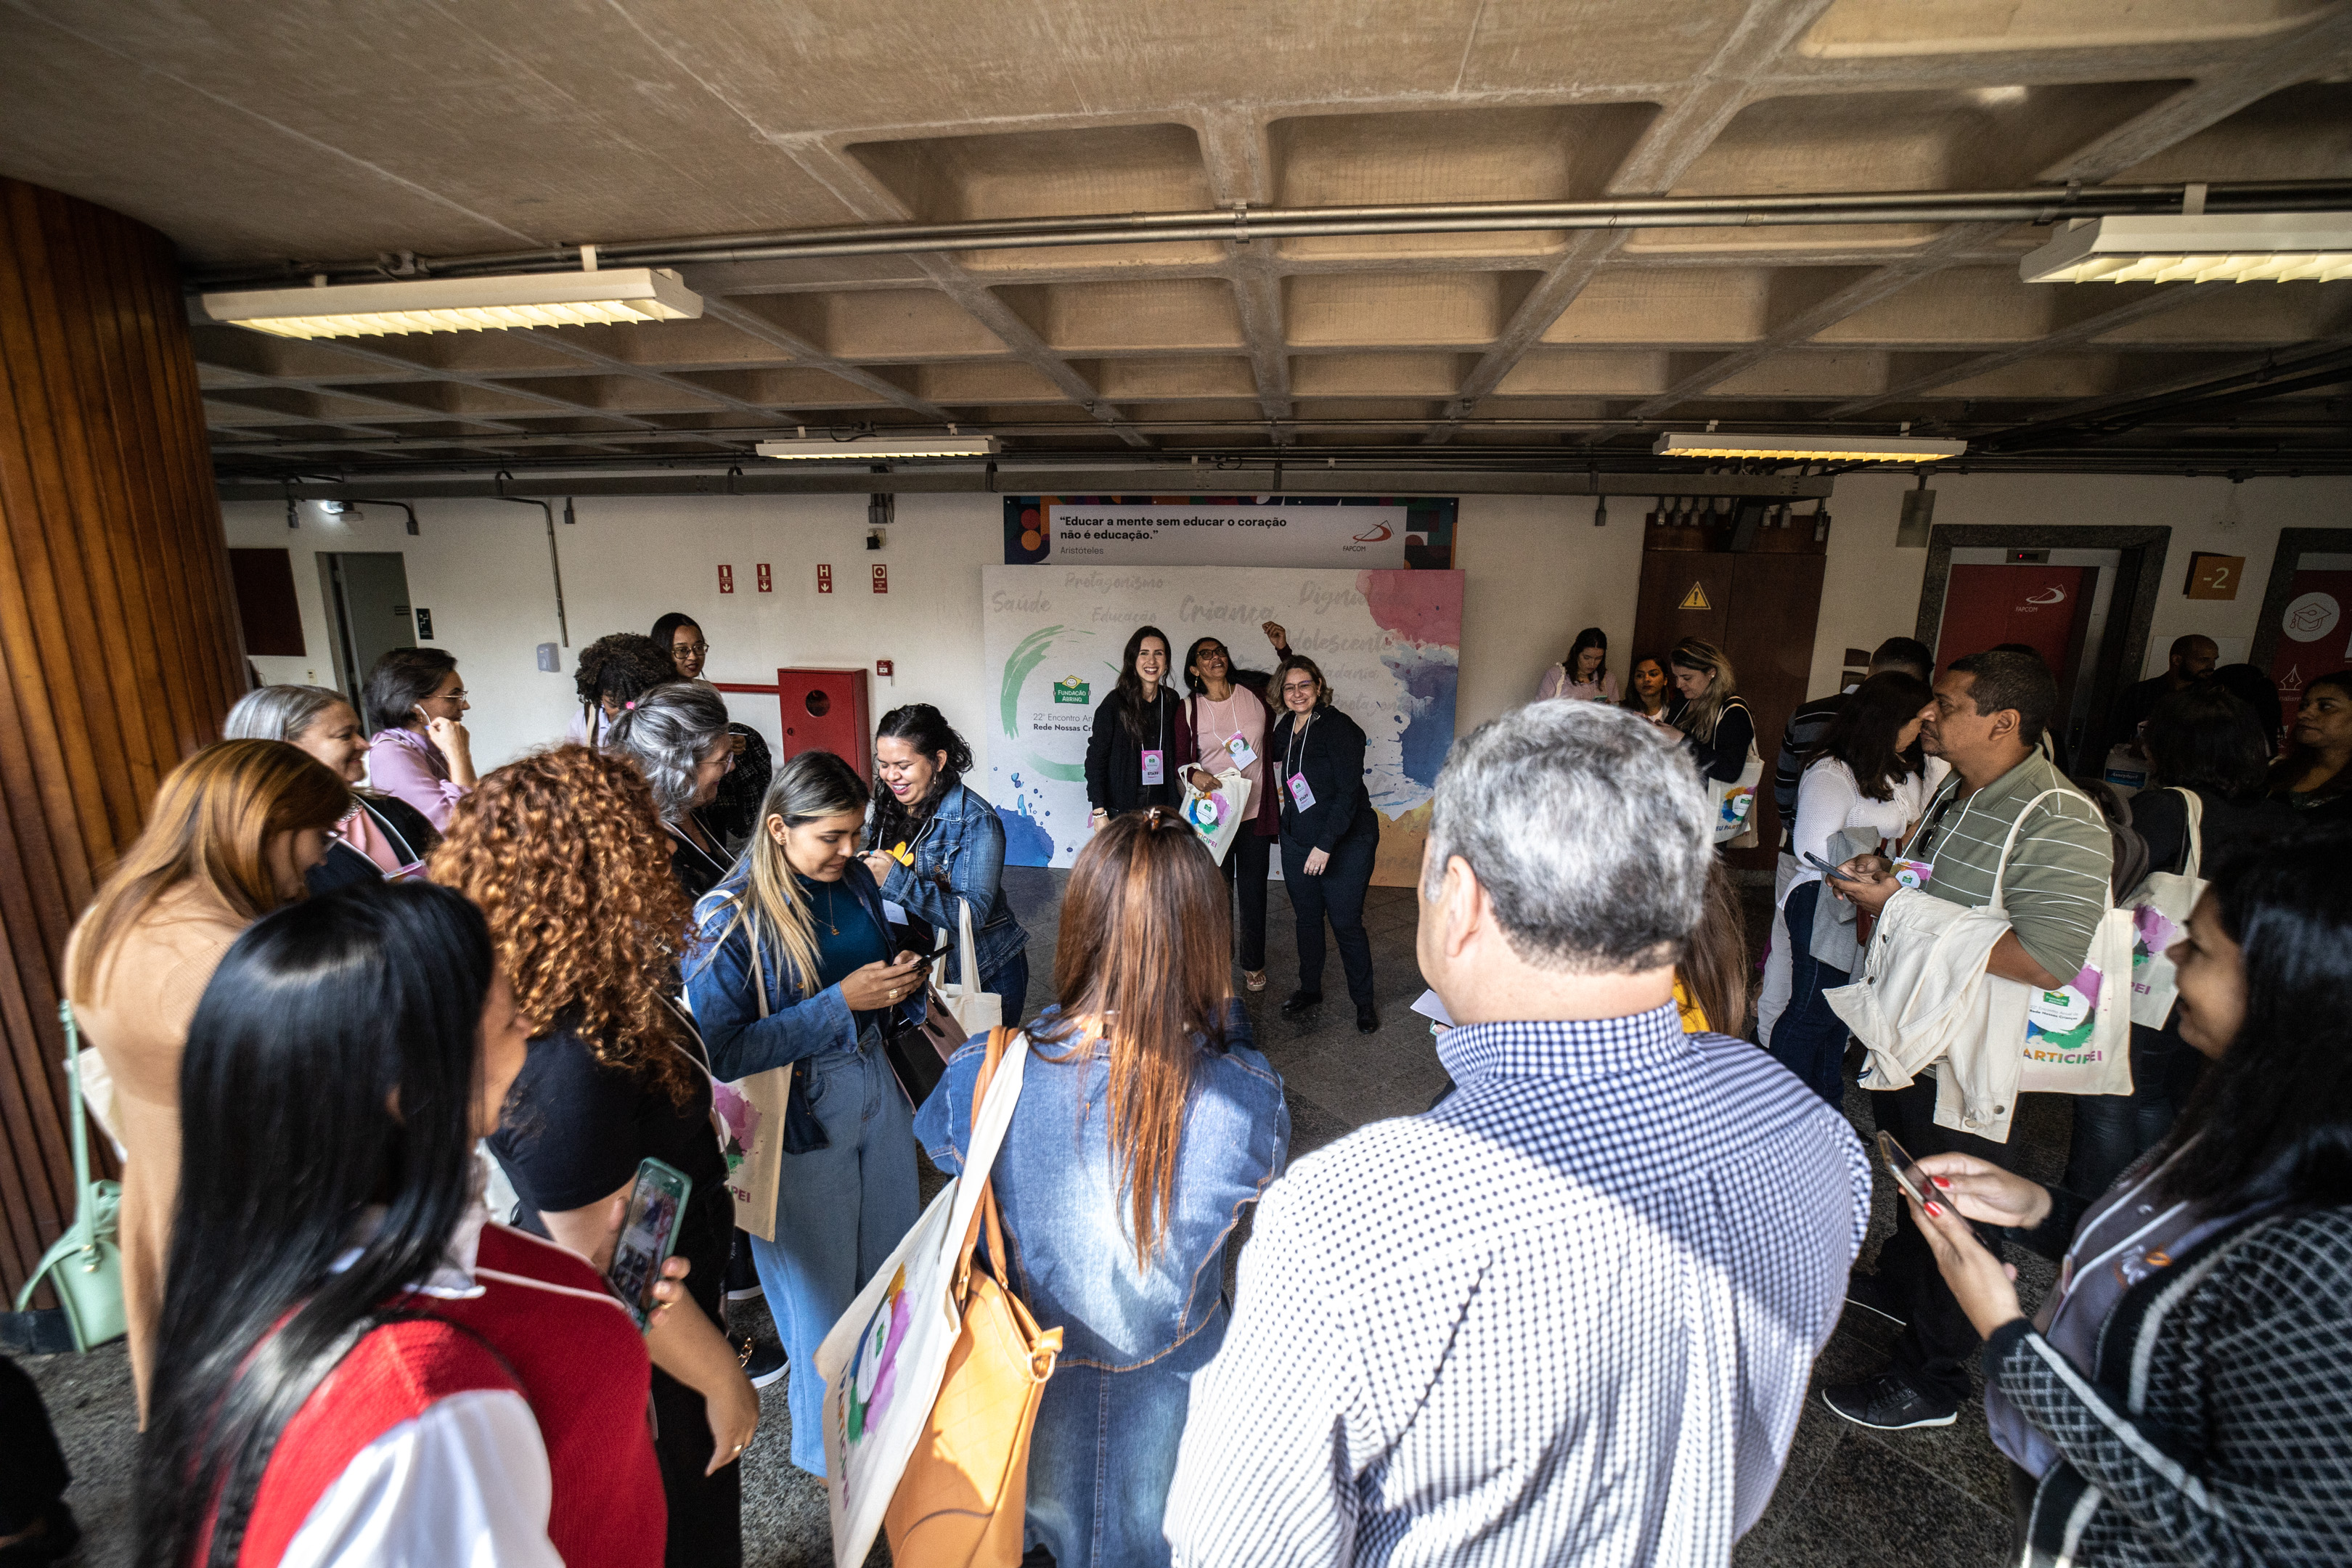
[568,632,680,748]
[433,746,756,1567]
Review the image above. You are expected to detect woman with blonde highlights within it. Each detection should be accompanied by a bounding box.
[434,745,755,1567]
[65,738,348,1416]
[685,750,928,1477]
[913,810,1289,1567]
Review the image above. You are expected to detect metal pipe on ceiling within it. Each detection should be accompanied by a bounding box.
[184,178,2352,288]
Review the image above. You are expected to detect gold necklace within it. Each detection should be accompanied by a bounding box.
[812,880,841,936]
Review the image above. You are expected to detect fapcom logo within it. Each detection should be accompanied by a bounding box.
[1053,676,1090,705]
[1352,521,1394,543]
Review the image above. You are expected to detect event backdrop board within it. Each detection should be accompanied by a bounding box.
[985,565,1463,886]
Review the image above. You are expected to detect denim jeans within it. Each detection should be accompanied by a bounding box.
[986,947,1031,1029]
[746,1036,920,1474]
[1768,880,1853,1108]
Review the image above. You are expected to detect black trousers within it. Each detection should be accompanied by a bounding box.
[1217,828,1272,971]
[1281,829,1376,1005]
[652,1365,742,1568]
[1870,1077,2019,1408]
[0,1353,69,1535]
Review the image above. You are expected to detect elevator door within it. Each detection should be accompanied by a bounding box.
[1935,549,2118,767]
[318,552,417,700]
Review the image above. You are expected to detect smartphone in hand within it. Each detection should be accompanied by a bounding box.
[1803,852,1862,883]
[607,1157,692,1330]
[1876,1132,1938,1212]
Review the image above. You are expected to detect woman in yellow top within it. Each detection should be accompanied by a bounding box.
[1674,859,1750,1037]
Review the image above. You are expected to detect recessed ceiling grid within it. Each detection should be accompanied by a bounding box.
[9,0,2349,470]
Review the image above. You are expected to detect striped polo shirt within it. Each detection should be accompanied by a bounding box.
[1899,751,2113,983]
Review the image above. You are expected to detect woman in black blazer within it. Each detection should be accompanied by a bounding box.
[1267,655,1381,1032]
[1085,625,1217,825]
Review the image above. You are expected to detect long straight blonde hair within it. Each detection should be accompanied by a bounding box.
[1670,637,1741,743]
[732,751,872,996]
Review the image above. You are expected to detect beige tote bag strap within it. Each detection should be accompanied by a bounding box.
[1986,786,2077,914]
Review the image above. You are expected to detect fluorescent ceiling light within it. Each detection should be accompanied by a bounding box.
[2020,214,2352,284]
[1654,433,1965,462]
[755,435,1002,460]
[200,269,703,339]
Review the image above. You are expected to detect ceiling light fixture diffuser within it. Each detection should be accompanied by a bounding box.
[2019,214,2352,284]
[1654,433,1965,463]
[200,268,703,339]
[755,436,1002,460]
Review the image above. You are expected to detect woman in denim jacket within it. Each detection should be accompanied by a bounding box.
[913,810,1289,1568]
[857,704,1032,1021]
[685,751,927,1477]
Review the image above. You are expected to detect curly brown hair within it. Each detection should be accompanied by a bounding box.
[428,744,697,1103]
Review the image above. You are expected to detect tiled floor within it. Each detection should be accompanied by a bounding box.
[21,867,2062,1566]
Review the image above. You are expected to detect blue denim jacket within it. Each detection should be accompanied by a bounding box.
[912,1003,1289,1369]
[685,859,918,1078]
[876,781,1029,987]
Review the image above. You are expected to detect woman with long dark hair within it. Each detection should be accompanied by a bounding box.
[136,883,673,1568]
[650,612,709,684]
[686,751,927,1477]
[224,685,439,891]
[857,703,1032,1021]
[1085,625,1216,827]
[605,682,740,900]
[435,748,756,1565]
[568,632,679,748]
[914,810,1287,1567]
[362,647,475,830]
[1267,655,1382,1032]
[1621,654,1680,722]
[1538,626,1619,703]
[2266,667,2352,818]
[1768,671,1938,1102]
[1180,635,1283,992]
[65,740,347,1416]
[1908,830,2352,1565]
[2065,684,2291,1195]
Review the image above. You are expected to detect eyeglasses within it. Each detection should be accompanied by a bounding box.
[433,689,469,703]
[675,642,710,657]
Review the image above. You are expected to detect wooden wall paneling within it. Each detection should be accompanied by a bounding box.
[1718,552,1829,872]
[0,176,242,1304]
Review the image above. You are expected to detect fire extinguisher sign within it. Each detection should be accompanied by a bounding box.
[717,563,735,594]
[872,564,889,594]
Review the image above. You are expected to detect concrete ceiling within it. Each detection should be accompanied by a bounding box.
[6,0,2352,476]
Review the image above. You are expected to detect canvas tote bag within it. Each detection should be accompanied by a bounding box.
[2123,788,2206,1028]
[1992,788,2135,1098]
[883,1026,1064,1567]
[922,894,1003,1064]
[689,899,794,1241]
[818,1028,1041,1567]
[1182,766,1254,865]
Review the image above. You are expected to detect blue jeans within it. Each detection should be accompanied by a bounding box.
[747,1037,920,1474]
[1769,880,1852,1108]
[985,947,1030,1030]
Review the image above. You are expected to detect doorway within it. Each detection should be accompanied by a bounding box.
[317,552,417,702]
[1916,527,2169,775]
[2250,528,2352,727]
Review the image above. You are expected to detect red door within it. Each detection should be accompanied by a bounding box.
[1934,565,2094,679]
[2269,569,2352,725]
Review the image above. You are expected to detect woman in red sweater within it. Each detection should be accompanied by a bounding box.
[138,882,683,1568]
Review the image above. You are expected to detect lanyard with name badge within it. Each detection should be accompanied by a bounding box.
[1140,694,1167,787]
[1285,713,1317,812]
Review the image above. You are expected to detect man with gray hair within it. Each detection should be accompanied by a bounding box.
[1165,702,1869,1566]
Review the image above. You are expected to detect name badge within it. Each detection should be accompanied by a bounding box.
[1225,734,1259,769]
[1140,748,1165,786]
[1287,772,1317,812]
[1892,857,1934,890]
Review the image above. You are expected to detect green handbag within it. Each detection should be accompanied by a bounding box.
[12,1001,127,1351]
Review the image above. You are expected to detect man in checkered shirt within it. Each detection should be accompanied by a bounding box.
[1166,701,1871,1567]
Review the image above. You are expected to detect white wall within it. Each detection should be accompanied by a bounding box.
[224,473,2348,773]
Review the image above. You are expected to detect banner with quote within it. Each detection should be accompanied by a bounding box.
[1005,495,1455,569]
[984,565,1463,886]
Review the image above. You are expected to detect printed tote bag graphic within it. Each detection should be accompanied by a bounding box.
[2122,788,2207,1028]
[818,1032,1032,1567]
[2001,789,2134,1097]
[1183,767,1254,865]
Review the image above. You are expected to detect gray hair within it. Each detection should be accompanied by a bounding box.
[604,681,731,820]
[223,685,352,744]
[1423,701,1711,973]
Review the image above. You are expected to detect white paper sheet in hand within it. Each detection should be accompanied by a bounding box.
[1410,989,1455,1028]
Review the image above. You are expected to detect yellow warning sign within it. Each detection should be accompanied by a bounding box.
[1679,582,1711,611]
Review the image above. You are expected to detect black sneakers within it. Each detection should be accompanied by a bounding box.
[739,1336,788,1391]
[1821,1373,1957,1430]
[1356,1003,1379,1033]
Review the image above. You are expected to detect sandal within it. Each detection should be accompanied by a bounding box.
[1244,969,1267,992]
